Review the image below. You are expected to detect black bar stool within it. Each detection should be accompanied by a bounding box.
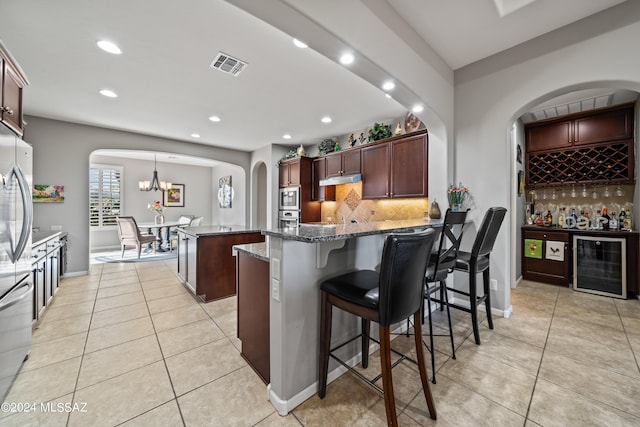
[423,208,469,383]
[449,207,507,344]
[318,229,438,426]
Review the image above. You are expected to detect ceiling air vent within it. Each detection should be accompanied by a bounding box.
[209,52,248,77]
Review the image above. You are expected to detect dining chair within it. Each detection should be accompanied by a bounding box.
[318,229,438,426]
[115,216,156,258]
[190,216,203,226]
[170,215,196,252]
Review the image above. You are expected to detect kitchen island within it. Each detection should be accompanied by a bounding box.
[176,225,264,302]
[261,219,444,415]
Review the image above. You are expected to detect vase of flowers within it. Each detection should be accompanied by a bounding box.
[448,183,469,211]
[148,200,165,224]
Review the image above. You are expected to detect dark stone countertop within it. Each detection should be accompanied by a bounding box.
[233,242,269,262]
[178,225,262,237]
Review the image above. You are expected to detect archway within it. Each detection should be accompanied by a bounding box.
[251,161,268,229]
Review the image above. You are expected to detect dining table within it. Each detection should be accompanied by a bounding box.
[136,221,184,252]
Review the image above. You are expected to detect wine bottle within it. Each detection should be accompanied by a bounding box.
[609,212,618,230]
[558,207,565,228]
[602,207,610,230]
[618,208,626,231]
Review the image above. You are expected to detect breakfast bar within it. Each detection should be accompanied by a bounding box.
[261,219,444,415]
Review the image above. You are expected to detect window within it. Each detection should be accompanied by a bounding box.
[90,164,123,227]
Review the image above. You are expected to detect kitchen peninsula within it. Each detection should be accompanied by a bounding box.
[259,218,444,415]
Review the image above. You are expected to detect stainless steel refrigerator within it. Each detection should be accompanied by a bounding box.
[0,123,33,402]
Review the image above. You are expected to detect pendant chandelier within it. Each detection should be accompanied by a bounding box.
[139,154,171,192]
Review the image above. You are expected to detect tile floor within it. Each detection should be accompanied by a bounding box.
[2,258,640,426]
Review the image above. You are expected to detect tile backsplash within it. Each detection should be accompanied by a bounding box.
[319,182,429,223]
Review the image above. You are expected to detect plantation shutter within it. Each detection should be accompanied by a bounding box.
[89,165,122,227]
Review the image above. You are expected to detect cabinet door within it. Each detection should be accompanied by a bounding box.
[187,236,198,291]
[312,157,335,201]
[526,121,572,152]
[1,61,24,135]
[278,163,289,187]
[325,154,343,177]
[288,160,301,186]
[177,232,188,281]
[574,107,633,146]
[342,150,361,175]
[522,229,570,285]
[361,143,390,199]
[390,136,428,198]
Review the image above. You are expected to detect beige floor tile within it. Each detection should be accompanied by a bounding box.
[54,281,99,296]
[151,305,208,332]
[550,314,630,350]
[404,374,525,426]
[621,316,640,339]
[90,302,150,329]
[101,263,137,273]
[98,275,140,289]
[68,361,174,427]
[50,290,97,307]
[253,411,303,426]
[510,291,557,314]
[438,347,536,415]
[4,357,81,405]
[201,295,237,317]
[140,276,183,290]
[93,291,145,313]
[32,314,92,344]
[157,318,225,357]
[178,366,288,426]
[22,332,87,372]
[165,339,246,396]
[40,300,94,322]
[120,399,183,426]
[228,335,243,352]
[614,298,640,320]
[0,393,73,426]
[212,309,238,337]
[77,335,163,389]
[545,333,639,378]
[147,293,199,315]
[96,283,142,299]
[137,268,174,282]
[528,378,640,426]
[143,283,189,301]
[488,305,551,347]
[100,270,138,281]
[539,351,640,418]
[85,316,155,353]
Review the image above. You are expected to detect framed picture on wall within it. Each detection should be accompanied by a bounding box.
[164,183,185,207]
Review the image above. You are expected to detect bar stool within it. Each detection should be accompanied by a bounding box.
[449,207,507,344]
[318,229,438,426]
[423,208,469,383]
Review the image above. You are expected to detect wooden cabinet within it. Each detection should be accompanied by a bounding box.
[311,157,335,202]
[0,42,28,136]
[30,232,65,323]
[177,229,264,302]
[522,228,570,286]
[525,104,635,187]
[236,250,270,384]
[279,158,302,187]
[325,149,361,178]
[361,130,429,199]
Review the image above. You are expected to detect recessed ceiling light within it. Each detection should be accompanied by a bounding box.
[208,116,221,122]
[293,38,308,48]
[412,105,424,113]
[99,89,118,98]
[191,133,200,138]
[382,81,395,91]
[340,53,354,65]
[385,94,392,99]
[321,116,332,123]
[97,40,122,55]
[283,134,292,140]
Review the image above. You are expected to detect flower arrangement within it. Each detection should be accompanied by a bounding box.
[448,183,469,209]
[147,200,164,214]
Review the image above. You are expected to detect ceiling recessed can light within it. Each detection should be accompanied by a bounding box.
[385,94,392,99]
[340,53,354,65]
[97,40,122,55]
[191,133,200,138]
[382,81,395,91]
[208,116,221,122]
[412,105,424,113]
[321,116,332,123]
[283,134,292,140]
[293,38,308,48]
[99,89,118,98]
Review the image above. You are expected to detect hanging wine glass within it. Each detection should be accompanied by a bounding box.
[551,188,558,200]
[603,185,611,197]
[615,184,624,197]
[561,186,567,198]
[581,184,588,198]
[570,184,577,198]
[591,185,598,200]
[541,188,548,200]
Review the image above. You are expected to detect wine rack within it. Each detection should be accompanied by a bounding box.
[526,140,634,187]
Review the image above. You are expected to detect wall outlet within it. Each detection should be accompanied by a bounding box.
[51,225,62,231]
[490,279,498,291]
[271,278,280,302]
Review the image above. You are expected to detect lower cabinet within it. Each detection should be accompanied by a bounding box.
[31,232,66,323]
[236,250,270,384]
[522,228,570,286]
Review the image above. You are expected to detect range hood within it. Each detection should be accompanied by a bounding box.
[319,173,362,186]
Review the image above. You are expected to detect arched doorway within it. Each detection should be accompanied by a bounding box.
[251,161,268,229]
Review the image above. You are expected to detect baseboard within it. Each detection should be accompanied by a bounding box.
[450,296,513,319]
[61,271,89,278]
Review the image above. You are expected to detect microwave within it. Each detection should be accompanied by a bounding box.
[279,187,300,211]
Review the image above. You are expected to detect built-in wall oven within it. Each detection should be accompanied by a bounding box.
[279,187,300,211]
[573,235,626,298]
[278,210,299,229]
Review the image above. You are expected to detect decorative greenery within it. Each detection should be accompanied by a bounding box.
[368,122,392,142]
[318,139,336,155]
[285,149,298,159]
[448,183,469,209]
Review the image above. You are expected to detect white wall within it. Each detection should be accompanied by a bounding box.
[454,1,640,311]
[25,116,252,274]
[211,163,246,225]
[89,154,213,250]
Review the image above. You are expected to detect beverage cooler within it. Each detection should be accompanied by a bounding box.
[573,235,626,298]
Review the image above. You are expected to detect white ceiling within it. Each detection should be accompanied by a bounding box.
[0,0,630,158]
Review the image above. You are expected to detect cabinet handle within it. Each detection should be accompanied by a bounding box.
[1,106,14,115]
